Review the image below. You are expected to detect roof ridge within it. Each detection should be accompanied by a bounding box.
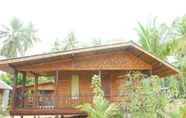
[0,41,132,63]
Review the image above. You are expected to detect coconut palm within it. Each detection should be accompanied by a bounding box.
[92,38,102,46]
[51,32,79,52]
[63,32,78,50]
[136,18,186,60]
[77,75,123,118]
[0,17,38,58]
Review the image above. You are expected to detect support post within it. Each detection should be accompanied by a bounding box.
[98,70,101,78]
[22,72,26,108]
[20,72,26,118]
[34,74,38,108]
[12,69,18,109]
[55,71,59,108]
[10,69,18,118]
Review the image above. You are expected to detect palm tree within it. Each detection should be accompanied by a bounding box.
[51,32,78,52]
[0,17,38,58]
[77,75,123,118]
[171,15,186,96]
[63,32,78,51]
[92,38,102,46]
[136,18,186,60]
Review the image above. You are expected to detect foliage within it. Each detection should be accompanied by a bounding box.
[179,106,186,118]
[169,105,186,118]
[172,15,186,37]
[0,72,53,86]
[137,16,186,99]
[120,71,168,118]
[172,15,186,97]
[137,18,186,60]
[92,38,102,46]
[77,75,123,118]
[51,32,78,52]
[0,17,39,58]
[0,73,12,85]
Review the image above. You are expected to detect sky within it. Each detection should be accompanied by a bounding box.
[0,0,185,55]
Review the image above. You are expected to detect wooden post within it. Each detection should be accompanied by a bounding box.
[22,72,26,108]
[12,69,18,109]
[20,72,26,118]
[10,69,18,118]
[98,70,101,78]
[34,74,38,108]
[55,71,59,108]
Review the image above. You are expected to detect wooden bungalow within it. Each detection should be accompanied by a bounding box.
[0,41,179,117]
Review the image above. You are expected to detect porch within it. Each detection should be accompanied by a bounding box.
[13,70,129,115]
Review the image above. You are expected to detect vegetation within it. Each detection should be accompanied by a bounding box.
[136,18,186,60]
[77,75,123,118]
[0,17,39,58]
[119,71,168,118]
[51,32,79,52]
[136,15,186,117]
[92,38,102,46]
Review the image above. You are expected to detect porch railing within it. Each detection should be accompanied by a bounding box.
[15,94,124,109]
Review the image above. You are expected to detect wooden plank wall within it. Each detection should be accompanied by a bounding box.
[56,71,128,108]
[17,51,152,72]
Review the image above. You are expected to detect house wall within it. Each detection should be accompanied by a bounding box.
[56,71,128,108]
[17,51,152,72]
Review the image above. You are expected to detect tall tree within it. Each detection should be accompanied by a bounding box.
[0,17,38,58]
[51,39,62,52]
[137,16,186,97]
[136,18,186,59]
[63,32,78,50]
[171,15,186,96]
[92,38,102,46]
[51,32,78,52]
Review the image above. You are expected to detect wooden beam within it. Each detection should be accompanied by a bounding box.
[136,52,144,57]
[98,70,101,78]
[33,74,39,108]
[22,72,26,108]
[55,71,59,108]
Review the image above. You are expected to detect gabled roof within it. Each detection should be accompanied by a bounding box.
[0,41,179,77]
[0,80,12,90]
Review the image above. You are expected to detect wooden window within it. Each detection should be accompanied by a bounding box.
[71,75,79,99]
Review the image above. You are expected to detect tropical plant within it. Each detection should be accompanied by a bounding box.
[0,17,39,58]
[136,16,186,99]
[0,73,12,85]
[51,32,79,52]
[170,15,186,97]
[136,18,186,60]
[169,105,186,118]
[92,38,102,46]
[63,32,78,50]
[77,75,123,118]
[120,71,168,118]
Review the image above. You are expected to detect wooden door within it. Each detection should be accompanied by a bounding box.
[102,74,111,99]
[71,75,80,99]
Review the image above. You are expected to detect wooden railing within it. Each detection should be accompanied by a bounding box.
[15,94,124,109]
